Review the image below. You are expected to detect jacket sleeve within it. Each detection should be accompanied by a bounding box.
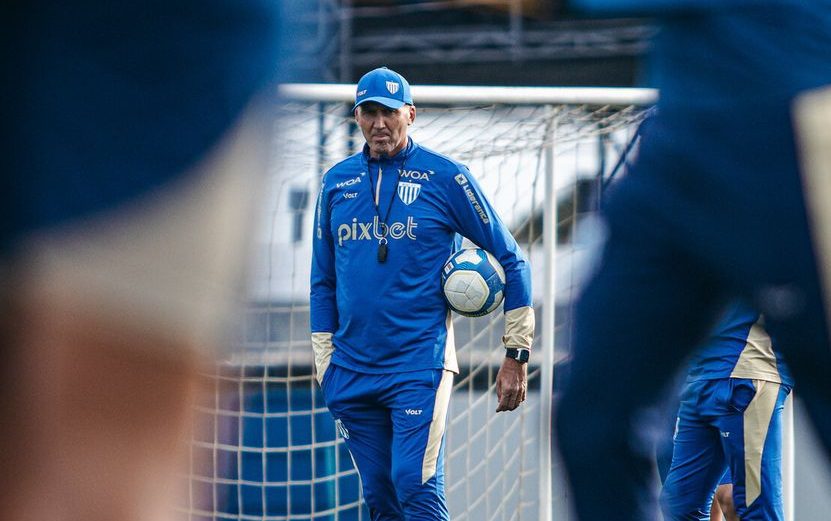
[444,168,534,349]
[310,178,338,334]
[443,168,533,313]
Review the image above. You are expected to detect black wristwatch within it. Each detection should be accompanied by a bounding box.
[505,347,530,364]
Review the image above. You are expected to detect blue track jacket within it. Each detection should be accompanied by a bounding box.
[310,139,532,374]
[686,302,793,386]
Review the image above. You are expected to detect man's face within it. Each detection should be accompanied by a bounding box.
[355,102,416,159]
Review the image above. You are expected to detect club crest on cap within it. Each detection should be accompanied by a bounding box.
[353,67,412,112]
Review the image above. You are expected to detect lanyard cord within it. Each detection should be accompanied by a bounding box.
[367,158,403,232]
[366,157,404,262]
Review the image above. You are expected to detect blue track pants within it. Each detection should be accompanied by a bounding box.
[661,378,791,520]
[321,364,453,521]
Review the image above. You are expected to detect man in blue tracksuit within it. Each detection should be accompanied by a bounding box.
[557,1,831,519]
[660,302,793,520]
[310,67,534,520]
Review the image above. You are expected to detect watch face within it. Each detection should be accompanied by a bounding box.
[507,348,529,363]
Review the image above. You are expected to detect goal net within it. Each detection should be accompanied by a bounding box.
[184,84,655,521]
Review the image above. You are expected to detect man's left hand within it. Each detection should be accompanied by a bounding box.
[495,357,527,412]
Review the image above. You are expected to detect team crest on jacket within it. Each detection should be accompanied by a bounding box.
[386,81,400,94]
[397,181,421,205]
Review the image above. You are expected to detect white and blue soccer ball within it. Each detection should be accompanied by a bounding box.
[441,248,506,317]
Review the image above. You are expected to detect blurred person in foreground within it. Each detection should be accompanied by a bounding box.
[310,67,534,520]
[1,2,286,520]
[556,1,831,519]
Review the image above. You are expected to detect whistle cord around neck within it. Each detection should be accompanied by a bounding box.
[367,159,405,263]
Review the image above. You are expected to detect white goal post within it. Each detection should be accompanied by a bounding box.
[180,83,790,521]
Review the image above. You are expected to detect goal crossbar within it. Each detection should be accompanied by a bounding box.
[278,83,658,107]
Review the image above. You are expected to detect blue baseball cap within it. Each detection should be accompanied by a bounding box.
[353,67,413,112]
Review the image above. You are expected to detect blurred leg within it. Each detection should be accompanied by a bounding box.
[556,223,723,520]
[789,83,831,470]
[5,292,204,521]
[0,107,268,521]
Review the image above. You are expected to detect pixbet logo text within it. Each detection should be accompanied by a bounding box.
[337,216,418,246]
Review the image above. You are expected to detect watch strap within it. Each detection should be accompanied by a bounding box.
[505,347,530,364]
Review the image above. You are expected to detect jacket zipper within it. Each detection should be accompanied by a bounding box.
[375,166,383,205]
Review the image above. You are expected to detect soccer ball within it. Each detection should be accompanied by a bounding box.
[441,248,506,317]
